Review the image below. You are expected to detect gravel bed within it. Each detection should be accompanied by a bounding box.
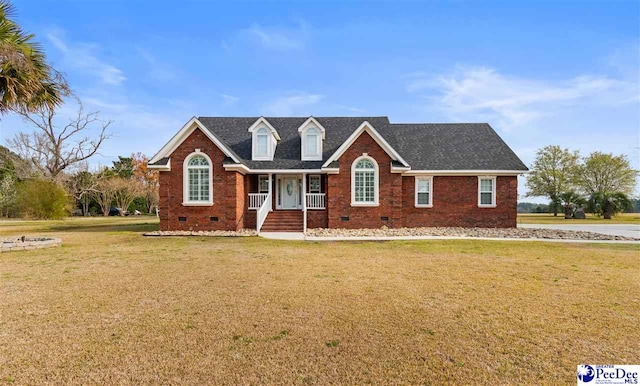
[306,227,639,241]
[144,229,257,237]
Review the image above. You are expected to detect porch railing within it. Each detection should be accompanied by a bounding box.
[305,193,326,209]
[256,192,271,232]
[248,193,269,209]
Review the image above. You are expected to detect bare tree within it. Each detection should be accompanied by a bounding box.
[8,97,112,179]
[93,177,119,216]
[67,169,99,216]
[113,177,143,216]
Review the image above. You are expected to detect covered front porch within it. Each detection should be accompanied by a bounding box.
[247,174,326,211]
[246,173,327,232]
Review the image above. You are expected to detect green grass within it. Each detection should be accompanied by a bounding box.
[518,212,640,224]
[0,217,638,384]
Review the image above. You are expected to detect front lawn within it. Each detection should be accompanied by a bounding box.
[0,217,638,384]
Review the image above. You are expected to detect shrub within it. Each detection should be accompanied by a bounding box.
[17,179,70,219]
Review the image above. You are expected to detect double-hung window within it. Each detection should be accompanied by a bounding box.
[255,128,269,158]
[415,177,433,207]
[309,175,321,193]
[478,176,496,207]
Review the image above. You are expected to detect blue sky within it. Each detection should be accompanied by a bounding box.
[1,0,639,201]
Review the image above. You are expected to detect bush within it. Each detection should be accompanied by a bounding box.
[17,179,70,219]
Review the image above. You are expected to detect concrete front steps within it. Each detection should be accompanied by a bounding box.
[260,210,303,232]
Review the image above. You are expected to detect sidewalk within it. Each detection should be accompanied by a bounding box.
[259,232,640,244]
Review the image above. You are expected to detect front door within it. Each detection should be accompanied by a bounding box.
[280,176,299,209]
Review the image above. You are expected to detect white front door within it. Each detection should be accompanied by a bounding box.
[280,176,299,209]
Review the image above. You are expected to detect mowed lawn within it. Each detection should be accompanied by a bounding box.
[0,218,638,384]
[518,212,640,224]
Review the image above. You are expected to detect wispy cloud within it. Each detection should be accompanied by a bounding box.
[221,94,239,106]
[407,66,638,130]
[262,92,323,115]
[46,29,126,86]
[227,21,310,52]
[137,48,177,83]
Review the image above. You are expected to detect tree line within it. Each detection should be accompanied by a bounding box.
[526,145,638,219]
[0,150,159,219]
[0,1,157,219]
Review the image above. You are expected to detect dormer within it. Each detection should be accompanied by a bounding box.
[298,117,326,161]
[248,117,280,161]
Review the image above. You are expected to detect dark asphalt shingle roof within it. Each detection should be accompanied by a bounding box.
[194,117,527,171]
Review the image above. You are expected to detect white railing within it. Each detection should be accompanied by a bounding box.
[256,193,271,232]
[248,193,269,209]
[305,193,326,209]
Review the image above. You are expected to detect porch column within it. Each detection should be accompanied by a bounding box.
[302,173,307,233]
[268,173,273,212]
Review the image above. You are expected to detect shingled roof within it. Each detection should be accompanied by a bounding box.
[151,116,528,172]
[191,117,528,171]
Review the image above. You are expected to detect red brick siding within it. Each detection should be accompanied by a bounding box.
[327,131,403,229]
[157,128,245,231]
[307,210,328,228]
[158,128,519,230]
[401,176,518,228]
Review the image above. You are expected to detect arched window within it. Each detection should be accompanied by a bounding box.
[351,155,378,206]
[305,127,320,157]
[183,153,212,205]
[255,128,269,157]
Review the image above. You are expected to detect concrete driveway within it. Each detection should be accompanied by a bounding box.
[518,223,640,239]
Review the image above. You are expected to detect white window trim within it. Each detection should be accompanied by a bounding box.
[301,126,322,160]
[478,176,497,208]
[414,176,433,208]
[252,127,274,161]
[258,175,269,193]
[308,175,321,193]
[183,150,213,206]
[351,154,379,207]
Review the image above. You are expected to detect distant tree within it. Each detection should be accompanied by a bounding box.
[0,173,16,216]
[112,177,143,216]
[578,152,637,196]
[0,1,69,114]
[131,152,158,213]
[8,97,111,179]
[111,156,134,178]
[587,191,632,219]
[17,178,69,219]
[67,169,98,216]
[526,145,580,216]
[93,176,119,216]
[559,190,586,219]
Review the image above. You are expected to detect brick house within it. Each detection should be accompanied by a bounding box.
[148,116,528,232]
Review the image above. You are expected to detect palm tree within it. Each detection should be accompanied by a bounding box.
[588,192,632,219]
[559,190,585,219]
[0,1,68,114]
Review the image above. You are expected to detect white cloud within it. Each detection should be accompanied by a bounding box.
[262,92,323,115]
[46,29,126,86]
[227,21,310,52]
[221,94,239,106]
[407,66,638,130]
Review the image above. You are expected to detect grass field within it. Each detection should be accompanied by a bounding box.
[518,212,640,224]
[1,217,638,384]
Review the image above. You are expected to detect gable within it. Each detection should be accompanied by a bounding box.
[322,121,409,169]
[148,117,241,170]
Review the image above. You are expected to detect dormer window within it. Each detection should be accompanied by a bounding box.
[298,117,326,161]
[305,127,320,157]
[255,128,269,157]
[248,117,280,161]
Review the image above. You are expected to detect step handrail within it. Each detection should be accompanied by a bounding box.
[256,192,271,232]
